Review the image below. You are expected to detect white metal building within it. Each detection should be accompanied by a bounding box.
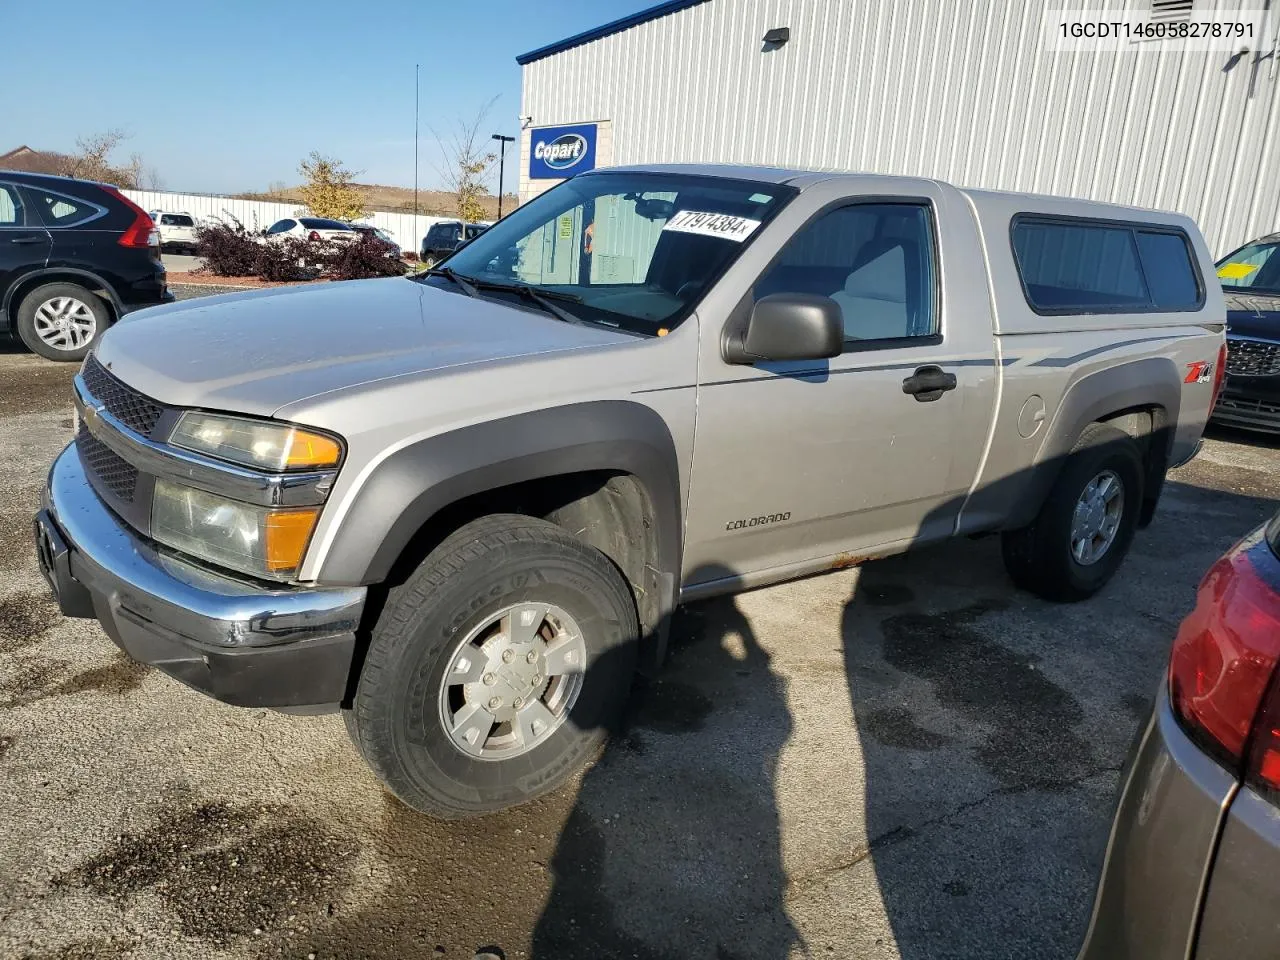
[517,0,1280,255]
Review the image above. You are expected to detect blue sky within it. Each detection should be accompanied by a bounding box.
[2,0,647,196]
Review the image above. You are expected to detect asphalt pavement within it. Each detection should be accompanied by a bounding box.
[1,321,1277,960]
[163,253,203,274]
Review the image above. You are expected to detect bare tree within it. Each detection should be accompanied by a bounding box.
[61,130,151,189]
[65,130,126,180]
[432,97,500,222]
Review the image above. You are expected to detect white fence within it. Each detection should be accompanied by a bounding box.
[121,189,456,255]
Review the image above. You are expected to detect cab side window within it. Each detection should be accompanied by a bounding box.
[754,202,937,344]
[266,220,294,234]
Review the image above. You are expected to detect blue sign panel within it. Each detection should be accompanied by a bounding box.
[529,123,597,179]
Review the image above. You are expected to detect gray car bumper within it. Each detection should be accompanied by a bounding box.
[1077,683,1238,960]
[1192,780,1280,958]
[34,444,366,709]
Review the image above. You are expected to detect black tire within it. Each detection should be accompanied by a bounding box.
[1001,422,1144,602]
[343,514,639,819]
[16,282,109,361]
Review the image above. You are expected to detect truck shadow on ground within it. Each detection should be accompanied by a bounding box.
[840,474,1278,959]
[530,574,798,960]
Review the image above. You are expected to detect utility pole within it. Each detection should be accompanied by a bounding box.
[413,64,420,220]
[491,133,514,220]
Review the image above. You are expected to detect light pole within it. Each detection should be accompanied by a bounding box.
[491,134,514,220]
[413,64,420,219]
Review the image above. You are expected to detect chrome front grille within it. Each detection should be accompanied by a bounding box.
[76,425,138,502]
[1225,338,1280,377]
[80,354,166,436]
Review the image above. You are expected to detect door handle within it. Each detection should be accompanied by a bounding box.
[902,365,958,402]
[10,235,45,245]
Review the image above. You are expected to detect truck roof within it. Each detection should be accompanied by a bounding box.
[599,163,832,187]
[599,163,1193,223]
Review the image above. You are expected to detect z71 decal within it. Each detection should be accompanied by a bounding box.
[1184,361,1214,384]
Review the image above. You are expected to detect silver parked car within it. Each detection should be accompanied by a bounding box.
[1080,509,1280,959]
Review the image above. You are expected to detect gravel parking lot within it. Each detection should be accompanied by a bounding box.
[1,311,1277,960]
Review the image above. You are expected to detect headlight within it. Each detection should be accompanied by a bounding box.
[152,479,319,580]
[170,412,342,471]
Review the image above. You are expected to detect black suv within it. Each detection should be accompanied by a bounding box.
[420,220,487,266]
[1,170,172,361]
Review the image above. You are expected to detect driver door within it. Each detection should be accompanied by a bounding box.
[682,179,998,586]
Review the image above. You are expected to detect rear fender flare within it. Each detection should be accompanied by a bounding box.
[1006,357,1182,529]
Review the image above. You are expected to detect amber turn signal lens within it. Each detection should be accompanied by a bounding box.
[285,430,342,469]
[264,508,321,572]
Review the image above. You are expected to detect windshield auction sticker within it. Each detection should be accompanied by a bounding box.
[662,210,762,242]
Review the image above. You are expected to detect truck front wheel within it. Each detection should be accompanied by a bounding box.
[1001,422,1144,602]
[343,514,639,818]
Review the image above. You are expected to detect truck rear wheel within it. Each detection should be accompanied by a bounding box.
[343,513,639,819]
[1001,422,1144,602]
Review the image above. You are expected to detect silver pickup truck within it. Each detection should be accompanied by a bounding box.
[33,165,1225,817]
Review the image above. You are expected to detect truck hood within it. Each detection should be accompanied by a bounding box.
[96,278,634,416]
[1225,292,1280,341]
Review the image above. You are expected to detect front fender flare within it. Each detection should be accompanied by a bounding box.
[314,401,683,610]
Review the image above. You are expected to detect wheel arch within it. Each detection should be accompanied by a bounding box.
[3,268,123,327]
[1005,356,1182,530]
[314,400,683,663]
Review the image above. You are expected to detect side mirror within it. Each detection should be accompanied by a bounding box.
[722,293,844,364]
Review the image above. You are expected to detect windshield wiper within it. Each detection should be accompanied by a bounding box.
[468,279,591,326]
[424,267,479,298]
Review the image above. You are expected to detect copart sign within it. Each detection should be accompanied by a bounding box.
[529,123,598,179]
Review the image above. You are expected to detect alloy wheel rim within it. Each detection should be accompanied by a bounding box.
[438,601,587,760]
[1071,468,1124,566]
[32,296,96,351]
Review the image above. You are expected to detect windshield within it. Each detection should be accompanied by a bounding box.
[433,171,796,335]
[1217,239,1280,295]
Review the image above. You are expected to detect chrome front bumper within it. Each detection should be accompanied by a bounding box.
[36,444,367,708]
